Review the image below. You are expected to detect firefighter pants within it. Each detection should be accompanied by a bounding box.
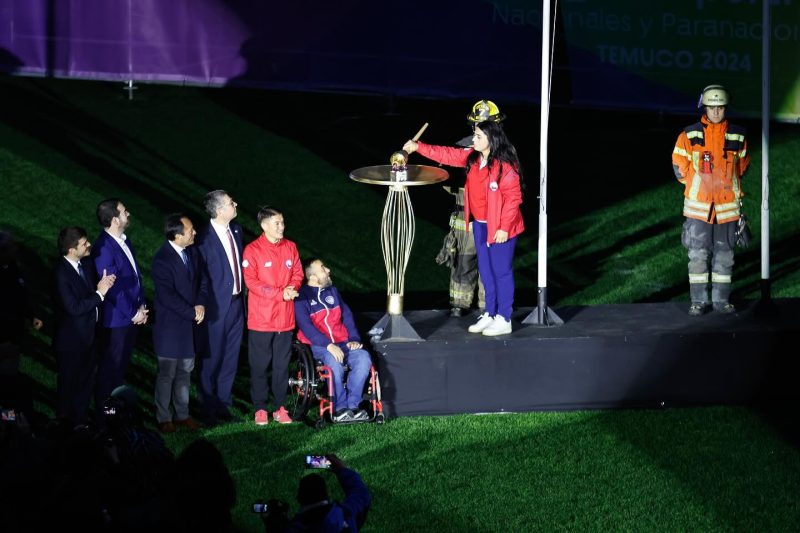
[681,218,737,304]
[449,213,485,310]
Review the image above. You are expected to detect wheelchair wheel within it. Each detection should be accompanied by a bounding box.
[286,343,315,421]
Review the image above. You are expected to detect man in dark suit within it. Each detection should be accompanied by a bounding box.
[91,199,149,411]
[151,214,207,433]
[53,227,116,425]
[195,190,244,425]
[1,231,43,421]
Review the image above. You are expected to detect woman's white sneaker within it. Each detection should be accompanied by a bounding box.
[482,316,512,336]
[467,312,495,333]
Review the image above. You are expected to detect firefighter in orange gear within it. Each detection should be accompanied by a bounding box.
[672,85,750,316]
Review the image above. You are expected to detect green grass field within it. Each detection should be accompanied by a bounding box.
[2,75,800,531]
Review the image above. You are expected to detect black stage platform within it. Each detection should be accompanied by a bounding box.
[361,299,799,417]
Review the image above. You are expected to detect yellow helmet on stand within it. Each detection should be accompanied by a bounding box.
[467,99,506,123]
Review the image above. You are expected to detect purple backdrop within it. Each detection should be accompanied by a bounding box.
[0,0,544,101]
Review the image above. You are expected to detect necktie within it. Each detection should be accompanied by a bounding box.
[77,262,90,287]
[180,249,193,277]
[227,228,241,293]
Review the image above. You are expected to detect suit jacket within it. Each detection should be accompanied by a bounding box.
[151,242,208,358]
[195,221,244,323]
[52,257,102,352]
[0,260,34,344]
[91,230,145,328]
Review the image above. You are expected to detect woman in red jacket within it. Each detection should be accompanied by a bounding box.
[403,105,524,336]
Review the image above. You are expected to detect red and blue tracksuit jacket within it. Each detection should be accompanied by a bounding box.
[294,284,361,347]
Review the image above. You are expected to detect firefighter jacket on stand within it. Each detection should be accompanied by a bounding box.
[437,186,485,311]
[672,115,750,224]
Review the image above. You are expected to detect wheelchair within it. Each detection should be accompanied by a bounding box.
[286,341,385,429]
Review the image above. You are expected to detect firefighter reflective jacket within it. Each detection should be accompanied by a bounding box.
[672,115,749,224]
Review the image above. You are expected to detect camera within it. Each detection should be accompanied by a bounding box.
[252,498,289,529]
[305,455,331,469]
[252,502,270,513]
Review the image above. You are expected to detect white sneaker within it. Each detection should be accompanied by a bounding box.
[482,316,512,336]
[468,312,495,333]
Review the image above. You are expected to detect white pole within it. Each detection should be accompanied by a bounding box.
[523,0,563,326]
[537,0,550,291]
[761,0,770,287]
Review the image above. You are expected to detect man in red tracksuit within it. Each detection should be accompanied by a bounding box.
[242,206,303,425]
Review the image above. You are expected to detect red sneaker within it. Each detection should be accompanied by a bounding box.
[272,406,293,424]
[254,409,269,426]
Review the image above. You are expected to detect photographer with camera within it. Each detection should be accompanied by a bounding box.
[259,453,371,532]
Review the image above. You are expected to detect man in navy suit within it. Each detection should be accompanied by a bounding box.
[151,214,208,433]
[53,227,116,425]
[91,199,149,411]
[195,190,244,425]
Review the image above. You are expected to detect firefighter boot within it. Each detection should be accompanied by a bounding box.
[712,281,735,314]
[688,283,709,317]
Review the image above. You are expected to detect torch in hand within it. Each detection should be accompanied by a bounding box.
[390,122,428,178]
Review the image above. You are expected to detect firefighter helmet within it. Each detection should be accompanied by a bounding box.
[698,85,729,108]
[467,100,506,123]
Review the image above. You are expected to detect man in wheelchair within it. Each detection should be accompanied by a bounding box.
[294,259,371,423]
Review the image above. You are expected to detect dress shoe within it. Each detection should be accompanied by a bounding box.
[158,421,176,434]
[216,409,241,423]
[174,417,203,430]
[199,412,219,427]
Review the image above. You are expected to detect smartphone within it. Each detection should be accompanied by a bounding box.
[252,502,269,513]
[304,455,331,469]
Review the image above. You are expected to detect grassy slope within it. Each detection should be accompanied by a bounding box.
[2,75,800,531]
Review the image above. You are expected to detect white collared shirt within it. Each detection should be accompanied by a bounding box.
[63,256,82,276]
[209,219,241,295]
[168,240,185,257]
[106,230,138,274]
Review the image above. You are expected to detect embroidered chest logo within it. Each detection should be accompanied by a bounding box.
[242,259,250,268]
[489,181,498,191]
[310,300,318,306]
[285,259,293,269]
[264,261,272,268]
[325,295,335,305]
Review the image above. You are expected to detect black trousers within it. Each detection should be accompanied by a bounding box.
[56,346,97,424]
[95,325,138,411]
[247,330,293,411]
